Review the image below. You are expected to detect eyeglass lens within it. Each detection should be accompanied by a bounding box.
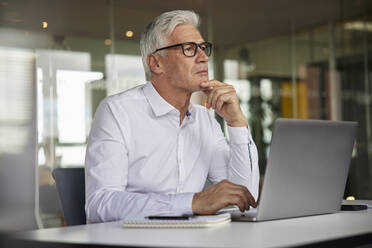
[182,43,211,57]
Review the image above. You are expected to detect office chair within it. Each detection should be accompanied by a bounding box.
[52,167,86,226]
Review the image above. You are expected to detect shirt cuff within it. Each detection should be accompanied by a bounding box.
[227,125,250,145]
[170,192,194,216]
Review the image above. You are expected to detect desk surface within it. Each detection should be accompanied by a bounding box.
[15,200,372,248]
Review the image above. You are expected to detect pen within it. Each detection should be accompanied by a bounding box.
[147,216,190,220]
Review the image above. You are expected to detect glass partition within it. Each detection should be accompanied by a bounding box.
[222,12,372,200]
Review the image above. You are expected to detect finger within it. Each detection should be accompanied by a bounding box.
[245,189,257,208]
[200,80,225,90]
[218,180,255,211]
[237,186,256,208]
[239,188,254,210]
[213,88,233,109]
[206,86,226,108]
[216,96,224,112]
[237,190,250,211]
[212,86,236,109]
[200,82,214,93]
[201,86,214,95]
[206,87,217,109]
[235,194,249,212]
[209,87,232,109]
[222,186,250,211]
[228,195,246,212]
[222,182,255,209]
[216,91,235,112]
[206,84,234,108]
[208,88,220,109]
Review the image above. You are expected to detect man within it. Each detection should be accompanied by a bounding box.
[85,10,259,223]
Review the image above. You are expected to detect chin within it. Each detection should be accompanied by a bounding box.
[190,85,201,93]
[188,78,207,91]
[195,75,209,83]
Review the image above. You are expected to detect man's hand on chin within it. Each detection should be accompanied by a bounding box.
[199,80,247,127]
[192,179,257,215]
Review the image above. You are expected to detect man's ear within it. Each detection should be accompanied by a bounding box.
[148,54,163,75]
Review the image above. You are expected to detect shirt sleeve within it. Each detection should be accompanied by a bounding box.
[207,119,260,201]
[85,100,194,223]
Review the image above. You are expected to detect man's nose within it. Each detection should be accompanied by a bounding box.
[196,47,209,62]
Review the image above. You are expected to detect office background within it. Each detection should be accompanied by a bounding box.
[1,0,372,230]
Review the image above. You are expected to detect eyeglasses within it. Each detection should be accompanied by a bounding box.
[153,41,212,57]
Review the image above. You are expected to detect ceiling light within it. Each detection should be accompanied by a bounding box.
[344,21,372,32]
[104,39,112,46]
[42,21,48,29]
[346,196,355,200]
[125,30,133,38]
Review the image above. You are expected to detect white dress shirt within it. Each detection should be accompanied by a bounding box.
[85,82,259,223]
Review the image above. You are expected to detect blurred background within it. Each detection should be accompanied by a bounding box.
[1,0,372,230]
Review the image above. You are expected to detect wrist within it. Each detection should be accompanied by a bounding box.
[192,192,201,214]
[226,111,247,127]
[227,119,247,127]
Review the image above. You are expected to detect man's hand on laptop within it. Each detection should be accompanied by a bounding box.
[192,179,257,214]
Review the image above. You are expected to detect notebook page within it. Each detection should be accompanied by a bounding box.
[122,213,231,228]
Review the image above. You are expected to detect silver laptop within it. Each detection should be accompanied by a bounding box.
[232,118,357,222]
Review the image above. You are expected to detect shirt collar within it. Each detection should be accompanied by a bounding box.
[143,82,195,119]
[143,82,176,117]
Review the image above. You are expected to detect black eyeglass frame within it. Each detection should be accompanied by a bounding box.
[153,41,213,57]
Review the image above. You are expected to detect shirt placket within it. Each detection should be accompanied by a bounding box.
[177,125,186,193]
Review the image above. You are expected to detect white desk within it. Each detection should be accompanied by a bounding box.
[13,201,372,248]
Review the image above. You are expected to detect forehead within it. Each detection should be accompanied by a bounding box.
[169,24,204,44]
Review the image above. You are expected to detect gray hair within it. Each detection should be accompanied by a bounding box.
[140,10,200,81]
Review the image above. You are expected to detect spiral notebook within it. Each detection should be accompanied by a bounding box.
[122,213,231,228]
